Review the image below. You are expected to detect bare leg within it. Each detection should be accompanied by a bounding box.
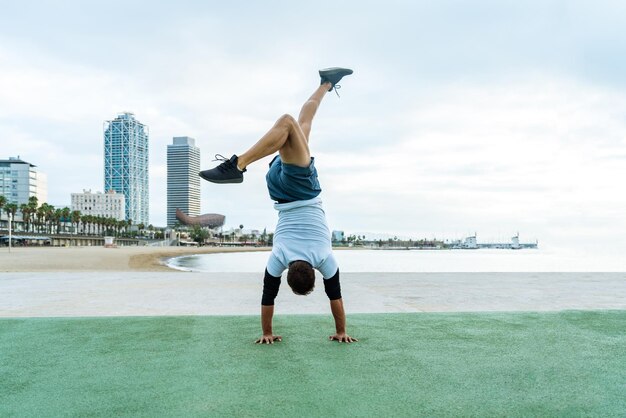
[298,83,331,141]
[237,83,331,169]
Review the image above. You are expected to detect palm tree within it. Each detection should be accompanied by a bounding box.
[4,203,18,232]
[50,208,60,234]
[35,205,45,233]
[19,204,31,233]
[115,219,124,237]
[60,207,71,234]
[101,216,109,236]
[101,217,109,236]
[88,215,96,235]
[96,216,103,235]
[70,210,81,234]
[86,215,95,235]
[27,196,38,233]
[0,195,6,228]
[80,215,88,235]
[103,217,110,236]
[105,217,115,236]
[46,204,55,234]
[95,216,101,235]
[28,196,38,209]
[52,208,64,234]
[89,215,98,235]
[37,203,54,234]
[93,216,101,235]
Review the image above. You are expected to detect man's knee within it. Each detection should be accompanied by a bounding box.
[276,114,297,130]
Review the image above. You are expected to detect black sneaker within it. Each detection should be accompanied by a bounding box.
[319,67,353,94]
[199,154,246,184]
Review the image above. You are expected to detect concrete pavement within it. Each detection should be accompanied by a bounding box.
[1,272,625,317]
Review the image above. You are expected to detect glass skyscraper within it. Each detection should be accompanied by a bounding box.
[167,137,200,227]
[104,112,149,225]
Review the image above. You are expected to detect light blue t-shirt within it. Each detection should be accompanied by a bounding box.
[266,197,338,279]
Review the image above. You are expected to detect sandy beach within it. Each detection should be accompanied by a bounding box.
[0,245,271,272]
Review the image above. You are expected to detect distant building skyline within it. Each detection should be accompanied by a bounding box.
[0,156,47,207]
[71,189,125,221]
[103,112,149,225]
[167,136,200,227]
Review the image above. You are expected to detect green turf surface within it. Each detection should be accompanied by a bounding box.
[1,311,625,417]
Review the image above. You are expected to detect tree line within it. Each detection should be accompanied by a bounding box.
[0,195,147,237]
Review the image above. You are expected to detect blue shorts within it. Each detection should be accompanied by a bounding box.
[266,155,322,203]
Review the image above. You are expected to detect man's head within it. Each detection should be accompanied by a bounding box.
[287,260,315,295]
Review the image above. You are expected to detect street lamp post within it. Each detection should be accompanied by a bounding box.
[8,212,12,253]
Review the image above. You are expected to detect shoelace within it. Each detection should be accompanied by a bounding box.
[333,84,342,97]
[212,154,232,172]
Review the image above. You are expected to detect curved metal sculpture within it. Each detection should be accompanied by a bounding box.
[176,209,225,228]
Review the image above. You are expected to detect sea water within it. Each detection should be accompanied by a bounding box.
[167,247,626,273]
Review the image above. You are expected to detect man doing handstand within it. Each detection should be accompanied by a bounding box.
[199,67,357,344]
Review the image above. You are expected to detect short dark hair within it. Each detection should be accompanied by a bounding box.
[287,260,315,295]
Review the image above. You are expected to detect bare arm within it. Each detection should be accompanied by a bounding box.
[329,298,358,343]
[256,305,282,344]
[256,269,282,344]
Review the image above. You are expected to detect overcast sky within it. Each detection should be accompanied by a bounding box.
[1,1,625,253]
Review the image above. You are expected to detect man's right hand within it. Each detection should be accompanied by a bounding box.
[255,335,282,344]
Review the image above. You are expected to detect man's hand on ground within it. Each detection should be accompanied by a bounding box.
[329,333,358,343]
[255,335,282,344]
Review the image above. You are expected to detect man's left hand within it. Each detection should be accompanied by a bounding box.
[329,333,358,343]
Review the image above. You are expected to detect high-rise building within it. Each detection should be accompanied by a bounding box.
[167,136,200,227]
[0,156,47,207]
[103,112,149,225]
[71,189,125,220]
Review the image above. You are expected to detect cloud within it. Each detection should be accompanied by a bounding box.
[312,76,626,250]
[2,2,626,255]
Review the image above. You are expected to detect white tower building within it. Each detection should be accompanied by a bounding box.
[0,156,47,206]
[167,137,200,227]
